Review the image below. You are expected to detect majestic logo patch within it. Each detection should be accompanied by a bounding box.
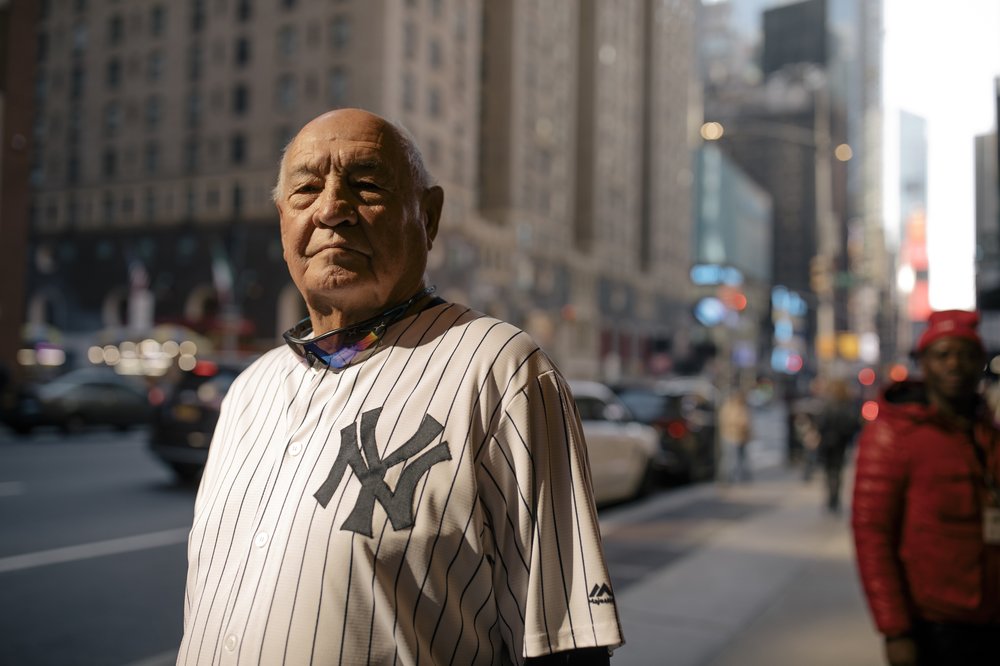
[313,408,451,537]
[588,583,615,605]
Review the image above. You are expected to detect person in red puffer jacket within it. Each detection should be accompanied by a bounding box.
[852,309,1000,666]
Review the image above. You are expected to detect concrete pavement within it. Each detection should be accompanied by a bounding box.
[606,423,884,665]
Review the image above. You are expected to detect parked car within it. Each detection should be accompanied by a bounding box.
[149,358,251,483]
[0,367,154,435]
[568,379,661,505]
[612,376,719,483]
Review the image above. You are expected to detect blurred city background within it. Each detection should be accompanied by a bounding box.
[0,0,999,664]
[1,0,999,393]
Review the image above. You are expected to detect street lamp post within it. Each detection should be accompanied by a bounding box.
[700,90,844,380]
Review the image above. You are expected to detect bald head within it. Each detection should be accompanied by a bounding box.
[273,108,433,202]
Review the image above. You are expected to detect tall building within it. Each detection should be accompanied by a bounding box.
[975,126,999,348]
[0,0,36,383]
[698,0,885,377]
[897,110,929,352]
[23,0,700,381]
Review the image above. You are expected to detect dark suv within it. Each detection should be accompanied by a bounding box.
[149,358,252,484]
[612,377,718,484]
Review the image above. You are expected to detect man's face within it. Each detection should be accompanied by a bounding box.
[276,109,441,325]
[920,337,984,404]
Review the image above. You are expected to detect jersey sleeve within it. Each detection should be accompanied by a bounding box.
[477,369,624,663]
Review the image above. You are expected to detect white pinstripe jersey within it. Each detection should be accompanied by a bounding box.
[178,302,624,666]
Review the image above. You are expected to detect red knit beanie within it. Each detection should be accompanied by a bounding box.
[915,309,984,354]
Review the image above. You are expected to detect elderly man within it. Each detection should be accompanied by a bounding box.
[178,108,623,666]
[852,310,1000,666]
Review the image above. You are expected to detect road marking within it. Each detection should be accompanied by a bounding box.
[0,482,25,497]
[0,527,190,574]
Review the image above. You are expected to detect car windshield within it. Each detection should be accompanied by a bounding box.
[616,390,672,422]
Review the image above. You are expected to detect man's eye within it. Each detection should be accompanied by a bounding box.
[293,184,322,195]
[354,180,383,191]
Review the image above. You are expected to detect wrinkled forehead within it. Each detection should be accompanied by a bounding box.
[287,112,407,172]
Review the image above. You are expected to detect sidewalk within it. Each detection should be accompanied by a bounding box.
[606,465,884,666]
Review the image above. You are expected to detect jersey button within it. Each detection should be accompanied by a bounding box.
[224,634,239,652]
[288,442,303,456]
[254,532,269,548]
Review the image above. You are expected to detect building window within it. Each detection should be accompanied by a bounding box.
[237,0,252,21]
[403,22,416,59]
[187,91,202,127]
[281,0,297,9]
[145,142,160,174]
[37,33,48,63]
[147,51,164,81]
[67,157,80,184]
[188,43,202,80]
[121,194,134,219]
[327,67,348,107]
[430,0,442,18]
[70,66,84,99]
[191,0,206,31]
[103,191,115,223]
[278,25,297,57]
[428,87,442,118]
[109,14,124,45]
[330,15,350,50]
[185,186,196,217]
[184,138,199,171]
[231,133,246,164]
[207,187,220,209]
[235,37,250,65]
[232,184,243,217]
[429,38,442,69]
[233,84,250,114]
[72,23,88,54]
[276,74,295,111]
[107,58,122,88]
[145,96,162,129]
[104,101,122,135]
[144,189,157,221]
[103,150,118,178]
[151,5,166,36]
[402,72,415,112]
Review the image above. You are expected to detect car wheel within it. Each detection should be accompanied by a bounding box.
[62,414,86,435]
[635,462,657,499]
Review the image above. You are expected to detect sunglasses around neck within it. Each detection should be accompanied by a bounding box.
[282,287,436,369]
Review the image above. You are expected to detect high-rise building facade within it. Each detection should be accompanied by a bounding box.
[698,0,885,377]
[24,0,700,380]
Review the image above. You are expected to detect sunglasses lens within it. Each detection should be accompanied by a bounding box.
[305,330,381,368]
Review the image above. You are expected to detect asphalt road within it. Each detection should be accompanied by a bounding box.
[0,426,195,666]
[0,405,787,666]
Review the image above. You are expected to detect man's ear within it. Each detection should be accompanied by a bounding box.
[421,185,444,248]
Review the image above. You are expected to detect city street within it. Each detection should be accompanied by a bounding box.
[0,427,193,666]
[0,405,878,666]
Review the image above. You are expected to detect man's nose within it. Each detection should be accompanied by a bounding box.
[312,183,356,228]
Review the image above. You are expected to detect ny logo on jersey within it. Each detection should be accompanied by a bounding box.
[313,407,452,537]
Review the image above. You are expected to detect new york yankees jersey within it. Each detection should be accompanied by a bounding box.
[178,302,624,666]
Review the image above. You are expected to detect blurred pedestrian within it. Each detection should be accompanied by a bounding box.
[178,108,622,665]
[852,310,1000,666]
[720,389,753,483]
[816,377,860,513]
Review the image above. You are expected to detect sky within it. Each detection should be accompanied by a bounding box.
[883,0,1000,310]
